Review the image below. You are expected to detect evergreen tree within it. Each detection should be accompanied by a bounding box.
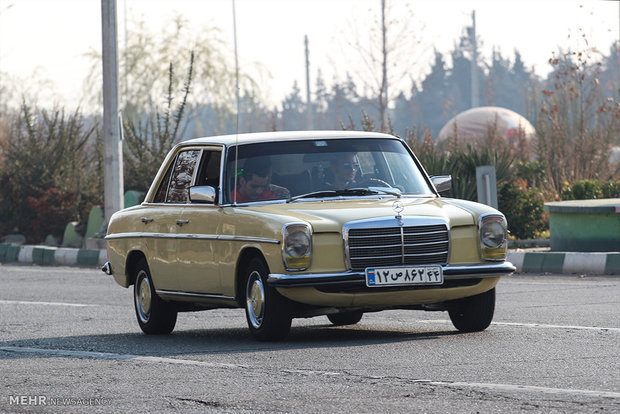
[279,81,305,130]
[417,50,449,136]
[485,49,535,117]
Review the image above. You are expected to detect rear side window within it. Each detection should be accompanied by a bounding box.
[154,165,173,203]
[153,150,201,203]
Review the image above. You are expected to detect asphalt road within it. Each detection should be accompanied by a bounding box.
[0,265,618,413]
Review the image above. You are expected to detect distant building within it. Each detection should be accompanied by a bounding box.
[437,106,536,146]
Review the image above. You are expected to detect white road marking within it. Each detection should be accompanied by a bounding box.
[416,380,620,399]
[0,300,94,307]
[1,346,618,399]
[505,279,618,287]
[415,319,620,333]
[492,321,620,332]
[0,346,246,369]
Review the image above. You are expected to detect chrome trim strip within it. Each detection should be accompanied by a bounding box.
[156,290,236,302]
[268,262,515,287]
[442,262,515,277]
[217,235,280,244]
[105,232,280,244]
[399,219,406,263]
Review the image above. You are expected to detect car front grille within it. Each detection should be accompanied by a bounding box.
[346,223,449,271]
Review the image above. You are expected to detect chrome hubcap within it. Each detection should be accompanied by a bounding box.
[135,271,152,323]
[246,271,265,329]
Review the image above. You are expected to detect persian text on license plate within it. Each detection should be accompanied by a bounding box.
[365,265,443,287]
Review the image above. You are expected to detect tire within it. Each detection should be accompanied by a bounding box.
[244,257,292,341]
[448,288,495,333]
[133,259,177,334]
[327,311,363,326]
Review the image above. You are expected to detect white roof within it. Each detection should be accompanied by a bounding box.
[181,130,397,146]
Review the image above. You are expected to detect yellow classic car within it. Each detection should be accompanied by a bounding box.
[103,131,515,341]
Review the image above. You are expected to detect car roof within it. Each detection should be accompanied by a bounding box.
[180,130,399,147]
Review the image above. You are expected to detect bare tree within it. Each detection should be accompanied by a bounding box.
[84,13,260,117]
[535,37,620,192]
[338,0,425,131]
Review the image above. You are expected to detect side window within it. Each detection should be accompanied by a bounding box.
[153,163,173,203]
[195,150,222,188]
[165,150,201,203]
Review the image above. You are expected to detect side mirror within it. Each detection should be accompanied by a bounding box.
[431,175,452,194]
[189,186,217,204]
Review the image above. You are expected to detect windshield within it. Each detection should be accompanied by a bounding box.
[224,138,434,203]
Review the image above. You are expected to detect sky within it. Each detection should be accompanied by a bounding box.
[0,0,618,112]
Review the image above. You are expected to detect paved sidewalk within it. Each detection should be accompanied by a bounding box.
[1,243,618,275]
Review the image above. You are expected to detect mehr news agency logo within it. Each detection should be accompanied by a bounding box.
[8,395,111,406]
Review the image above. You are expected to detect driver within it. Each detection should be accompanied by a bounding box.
[326,152,359,190]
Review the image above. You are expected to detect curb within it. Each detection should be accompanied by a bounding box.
[0,243,106,268]
[507,251,620,275]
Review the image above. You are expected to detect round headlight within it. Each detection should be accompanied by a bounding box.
[285,230,311,257]
[481,220,506,248]
[283,223,313,271]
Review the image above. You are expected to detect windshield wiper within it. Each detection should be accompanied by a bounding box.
[287,187,401,203]
[287,190,338,202]
[338,188,380,196]
[347,187,402,198]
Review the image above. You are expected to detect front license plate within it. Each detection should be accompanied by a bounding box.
[366,265,443,287]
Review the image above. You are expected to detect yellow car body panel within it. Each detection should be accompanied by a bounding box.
[104,131,515,339]
[108,197,504,300]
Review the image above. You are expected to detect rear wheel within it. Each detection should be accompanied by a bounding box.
[448,288,495,332]
[133,259,177,334]
[244,257,292,341]
[327,311,363,326]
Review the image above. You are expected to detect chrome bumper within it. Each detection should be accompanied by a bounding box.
[268,262,515,288]
[101,261,113,275]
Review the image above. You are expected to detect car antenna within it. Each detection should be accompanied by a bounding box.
[232,0,240,205]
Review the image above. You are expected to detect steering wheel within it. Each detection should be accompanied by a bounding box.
[356,177,393,188]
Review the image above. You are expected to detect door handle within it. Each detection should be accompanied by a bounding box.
[141,217,154,224]
[176,219,190,226]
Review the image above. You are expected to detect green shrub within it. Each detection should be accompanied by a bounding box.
[514,161,547,190]
[601,181,620,198]
[562,180,602,200]
[0,104,101,243]
[26,188,80,242]
[562,180,620,200]
[413,141,513,201]
[498,181,546,240]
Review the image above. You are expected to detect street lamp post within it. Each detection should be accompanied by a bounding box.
[101,0,124,227]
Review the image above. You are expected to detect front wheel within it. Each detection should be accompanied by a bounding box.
[448,288,495,332]
[244,257,292,341]
[133,259,177,334]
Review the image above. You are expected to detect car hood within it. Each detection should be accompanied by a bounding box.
[245,197,496,233]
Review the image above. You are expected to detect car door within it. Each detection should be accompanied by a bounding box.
[175,148,225,294]
[145,148,202,292]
